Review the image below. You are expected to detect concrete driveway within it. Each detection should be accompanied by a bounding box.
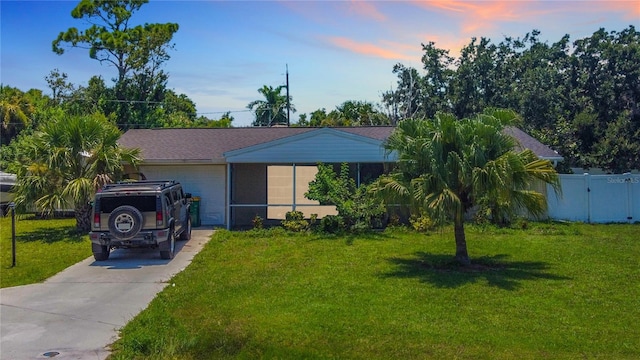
[0,227,214,360]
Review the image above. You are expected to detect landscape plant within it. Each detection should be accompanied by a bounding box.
[8,113,140,231]
[371,109,560,265]
[306,162,386,232]
[281,210,309,232]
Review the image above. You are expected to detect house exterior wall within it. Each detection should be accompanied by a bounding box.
[139,164,226,226]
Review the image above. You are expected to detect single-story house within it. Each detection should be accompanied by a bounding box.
[118,126,563,229]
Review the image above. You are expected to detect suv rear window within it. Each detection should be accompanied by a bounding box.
[99,196,157,213]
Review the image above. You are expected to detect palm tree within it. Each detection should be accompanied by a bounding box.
[1,86,34,145]
[247,85,295,126]
[12,113,141,231]
[372,109,560,265]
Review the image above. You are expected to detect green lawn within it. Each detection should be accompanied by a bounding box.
[0,215,91,288]
[109,223,640,360]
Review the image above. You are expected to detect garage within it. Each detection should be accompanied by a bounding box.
[139,164,226,226]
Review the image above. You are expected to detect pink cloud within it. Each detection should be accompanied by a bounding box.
[410,1,555,34]
[326,36,415,61]
[347,0,387,21]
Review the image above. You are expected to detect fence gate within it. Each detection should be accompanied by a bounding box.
[547,173,640,223]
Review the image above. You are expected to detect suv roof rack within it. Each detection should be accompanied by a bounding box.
[102,180,178,191]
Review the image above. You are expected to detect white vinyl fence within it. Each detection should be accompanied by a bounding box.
[547,173,640,223]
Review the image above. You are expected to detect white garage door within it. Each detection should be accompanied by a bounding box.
[140,165,226,226]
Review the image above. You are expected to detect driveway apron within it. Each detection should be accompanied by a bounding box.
[0,227,213,360]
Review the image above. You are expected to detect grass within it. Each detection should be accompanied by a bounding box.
[109,222,640,359]
[0,215,92,288]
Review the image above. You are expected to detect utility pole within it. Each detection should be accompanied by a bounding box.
[286,64,290,127]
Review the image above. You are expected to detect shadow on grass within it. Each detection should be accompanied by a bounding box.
[383,252,570,290]
[17,227,85,244]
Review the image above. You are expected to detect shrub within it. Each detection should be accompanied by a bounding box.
[309,213,318,227]
[252,215,264,229]
[409,212,435,232]
[282,211,309,232]
[319,215,345,233]
[306,163,385,232]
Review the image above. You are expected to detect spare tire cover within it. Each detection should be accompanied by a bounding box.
[108,205,144,240]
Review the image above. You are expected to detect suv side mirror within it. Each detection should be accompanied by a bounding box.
[185,193,192,199]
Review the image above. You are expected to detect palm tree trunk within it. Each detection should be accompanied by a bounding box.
[454,215,471,266]
[75,202,92,233]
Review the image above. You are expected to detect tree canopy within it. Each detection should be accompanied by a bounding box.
[52,0,180,129]
[371,109,560,265]
[383,26,640,172]
[7,113,140,230]
[52,0,179,83]
[247,85,295,127]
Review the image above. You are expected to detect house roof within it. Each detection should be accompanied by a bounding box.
[118,126,562,164]
[503,127,563,161]
[117,127,395,164]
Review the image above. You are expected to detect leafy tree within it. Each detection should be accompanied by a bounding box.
[308,108,330,126]
[52,0,178,84]
[63,76,113,116]
[382,64,425,121]
[306,163,385,232]
[45,69,75,104]
[52,0,179,129]
[10,113,140,231]
[247,85,295,126]
[449,37,498,117]
[193,112,234,128]
[294,113,309,126]
[162,90,197,121]
[371,109,560,265]
[383,26,640,171]
[334,100,390,126]
[295,102,389,127]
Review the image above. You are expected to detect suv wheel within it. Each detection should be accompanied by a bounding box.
[92,243,111,261]
[108,205,144,240]
[160,231,175,260]
[179,216,192,241]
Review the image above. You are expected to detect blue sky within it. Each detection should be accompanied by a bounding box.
[1,1,638,127]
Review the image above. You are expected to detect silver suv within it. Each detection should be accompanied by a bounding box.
[89,180,192,261]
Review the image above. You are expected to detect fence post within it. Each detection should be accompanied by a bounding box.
[584,173,591,223]
[9,202,16,267]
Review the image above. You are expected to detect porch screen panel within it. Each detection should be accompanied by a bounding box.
[267,165,336,220]
[267,166,293,219]
[294,166,337,218]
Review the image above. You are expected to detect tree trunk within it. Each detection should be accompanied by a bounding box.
[75,202,92,233]
[454,216,471,266]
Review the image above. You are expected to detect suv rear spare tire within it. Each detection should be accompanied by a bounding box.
[108,205,144,240]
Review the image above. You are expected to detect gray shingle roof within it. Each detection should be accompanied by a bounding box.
[118,126,562,163]
[503,126,563,160]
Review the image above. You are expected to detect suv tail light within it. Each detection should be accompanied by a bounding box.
[93,199,101,228]
[156,196,163,226]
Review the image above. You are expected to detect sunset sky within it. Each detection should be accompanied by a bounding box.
[2,1,638,126]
